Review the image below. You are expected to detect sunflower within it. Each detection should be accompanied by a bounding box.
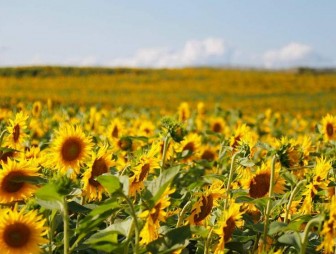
[214,201,244,253]
[4,112,29,150]
[242,162,285,199]
[317,196,336,253]
[129,143,161,196]
[230,124,257,152]
[274,137,303,169]
[321,114,336,141]
[199,144,218,162]
[188,180,225,225]
[209,117,226,134]
[107,118,126,141]
[31,101,42,118]
[82,145,115,201]
[175,133,202,161]
[0,159,40,204]
[0,205,48,254]
[49,124,93,176]
[139,187,174,245]
[177,102,190,122]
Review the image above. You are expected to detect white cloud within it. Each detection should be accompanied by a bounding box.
[107,38,231,68]
[262,42,329,68]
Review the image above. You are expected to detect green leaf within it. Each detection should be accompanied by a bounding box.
[239,157,255,167]
[68,201,92,214]
[35,182,63,202]
[36,198,63,210]
[278,232,301,250]
[76,198,120,234]
[147,165,180,205]
[147,225,191,254]
[268,221,287,235]
[96,174,121,194]
[12,175,47,185]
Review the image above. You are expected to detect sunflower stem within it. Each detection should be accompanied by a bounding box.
[284,180,306,224]
[160,135,170,170]
[120,192,140,254]
[204,227,214,254]
[262,155,277,251]
[63,196,70,254]
[176,200,191,227]
[224,152,239,210]
[300,217,322,254]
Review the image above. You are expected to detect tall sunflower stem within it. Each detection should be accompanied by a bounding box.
[121,192,140,254]
[160,135,170,170]
[300,217,322,254]
[262,155,277,251]
[63,196,70,254]
[284,180,306,224]
[224,152,239,210]
[204,227,214,254]
[176,201,191,227]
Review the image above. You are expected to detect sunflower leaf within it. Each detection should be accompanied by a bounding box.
[146,225,191,254]
[96,174,121,194]
[35,182,63,202]
[147,165,180,205]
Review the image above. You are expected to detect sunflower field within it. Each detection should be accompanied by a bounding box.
[0,68,336,254]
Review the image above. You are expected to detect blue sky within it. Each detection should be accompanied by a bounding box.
[1,1,335,68]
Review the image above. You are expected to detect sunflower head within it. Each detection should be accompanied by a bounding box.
[82,145,115,201]
[321,114,336,141]
[0,159,40,204]
[4,112,29,150]
[50,124,93,176]
[0,205,48,254]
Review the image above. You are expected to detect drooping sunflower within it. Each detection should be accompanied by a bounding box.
[214,201,244,253]
[321,114,336,141]
[4,112,29,150]
[82,145,115,201]
[49,124,93,176]
[242,162,285,199]
[0,205,48,254]
[129,143,161,196]
[0,159,40,204]
[188,180,225,225]
[139,187,174,245]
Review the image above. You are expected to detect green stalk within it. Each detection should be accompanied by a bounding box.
[300,217,322,254]
[284,180,306,224]
[176,201,191,227]
[120,192,140,254]
[224,152,239,210]
[262,155,277,251]
[0,129,8,147]
[160,135,170,170]
[63,196,70,254]
[204,227,214,254]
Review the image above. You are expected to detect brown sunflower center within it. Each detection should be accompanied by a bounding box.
[223,216,236,242]
[326,123,334,137]
[139,163,150,182]
[2,171,25,193]
[4,222,31,248]
[61,138,82,162]
[201,150,215,161]
[111,126,119,138]
[249,173,270,198]
[13,124,20,142]
[89,158,108,187]
[212,123,223,133]
[183,142,195,153]
[0,150,15,163]
[151,202,162,222]
[194,195,213,223]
